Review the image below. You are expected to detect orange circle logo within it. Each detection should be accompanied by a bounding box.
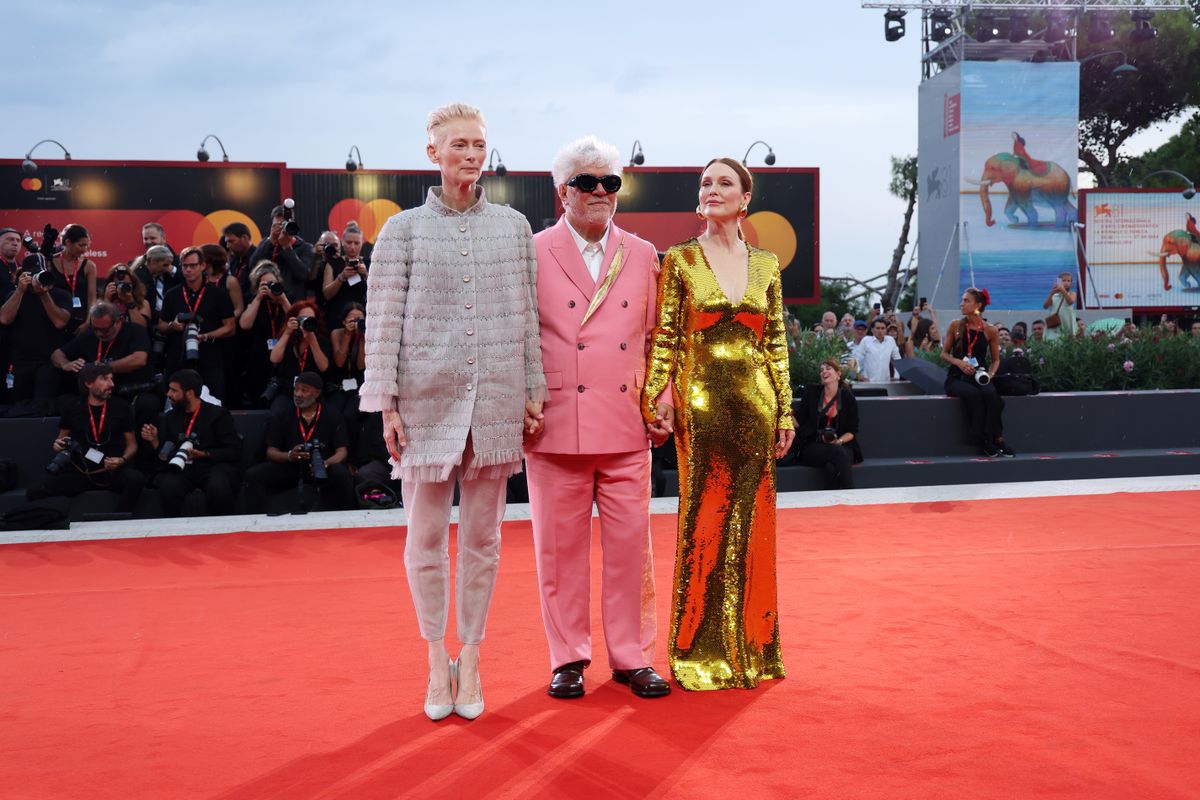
[21,178,43,191]
[327,198,403,243]
[742,211,798,270]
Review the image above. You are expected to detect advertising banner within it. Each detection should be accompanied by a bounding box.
[958,62,1080,309]
[1081,189,1200,308]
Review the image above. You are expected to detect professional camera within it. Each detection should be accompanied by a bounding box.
[975,370,991,386]
[324,243,345,271]
[177,312,203,362]
[355,318,365,333]
[267,281,285,296]
[23,224,59,258]
[261,375,282,403]
[33,268,57,289]
[46,438,83,475]
[818,427,839,445]
[300,440,327,481]
[299,316,319,334]
[116,281,134,299]
[160,436,196,470]
[280,198,300,237]
[116,378,162,400]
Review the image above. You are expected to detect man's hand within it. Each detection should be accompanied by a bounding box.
[52,437,70,454]
[524,400,545,438]
[278,232,296,251]
[774,428,796,460]
[62,358,86,373]
[140,423,159,448]
[288,444,310,463]
[15,272,32,295]
[382,409,406,462]
[646,402,674,446]
[102,456,125,472]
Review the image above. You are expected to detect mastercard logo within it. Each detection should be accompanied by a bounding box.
[327,198,403,243]
[742,211,798,270]
[21,178,43,191]
[150,209,264,249]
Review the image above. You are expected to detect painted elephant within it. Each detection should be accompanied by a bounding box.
[1157,216,1200,290]
[968,151,1077,229]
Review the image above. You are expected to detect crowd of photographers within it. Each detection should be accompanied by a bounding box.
[0,206,387,516]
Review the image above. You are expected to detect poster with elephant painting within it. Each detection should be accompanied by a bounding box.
[959,62,1079,309]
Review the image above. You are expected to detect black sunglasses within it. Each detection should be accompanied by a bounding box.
[566,174,622,194]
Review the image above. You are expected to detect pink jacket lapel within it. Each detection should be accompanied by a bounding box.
[547,218,596,300]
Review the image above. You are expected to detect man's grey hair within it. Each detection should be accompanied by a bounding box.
[552,136,623,188]
[142,222,166,237]
[145,245,173,262]
[90,301,121,322]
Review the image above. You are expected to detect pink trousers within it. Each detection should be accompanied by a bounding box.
[525,449,657,671]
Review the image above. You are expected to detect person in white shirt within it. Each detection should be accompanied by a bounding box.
[857,318,901,382]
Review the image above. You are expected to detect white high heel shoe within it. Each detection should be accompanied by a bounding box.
[424,658,455,721]
[453,656,484,720]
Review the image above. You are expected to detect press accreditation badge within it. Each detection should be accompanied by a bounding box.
[267,338,278,350]
[346,274,362,286]
[84,447,105,465]
[73,297,82,309]
[342,378,358,392]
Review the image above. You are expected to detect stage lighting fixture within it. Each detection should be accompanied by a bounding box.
[976,12,998,43]
[1130,10,1157,42]
[742,141,776,166]
[197,134,229,163]
[1136,169,1196,199]
[1044,11,1071,44]
[487,148,507,177]
[21,139,72,174]
[930,9,953,43]
[884,8,906,42]
[345,145,364,172]
[629,140,645,166]
[1009,12,1032,43]
[1088,13,1114,44]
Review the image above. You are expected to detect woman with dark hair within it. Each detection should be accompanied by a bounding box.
[201,243,244,318]
[328,302,367,456]
[795,359,862,489]
[267,298,330,414]
[642,157,794,691]
[942,287,1013,457]
[99,264,152,329]
[50,224,97,335]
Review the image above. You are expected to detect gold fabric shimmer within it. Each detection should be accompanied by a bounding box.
[642,238,794,691]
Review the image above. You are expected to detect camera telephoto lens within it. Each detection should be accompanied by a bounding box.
[299,316,318,333]
[268,282,284,296]
[355,318,365,333]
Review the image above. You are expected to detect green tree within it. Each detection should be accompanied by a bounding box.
[788,280,870,331]
[1078,5,1200,186]
[1123,110,1200,187]
[885,155,918,305]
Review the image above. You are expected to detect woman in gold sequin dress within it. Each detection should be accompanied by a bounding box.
[642,158,795,691]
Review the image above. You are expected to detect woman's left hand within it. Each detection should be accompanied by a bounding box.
[774,428,795,459]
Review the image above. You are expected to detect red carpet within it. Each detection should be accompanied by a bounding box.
[2,491,1199,799]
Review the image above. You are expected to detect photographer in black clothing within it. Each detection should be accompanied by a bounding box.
[793,359,863,490]
[320,237,369,324]
[0,255,74,415]
[239,262,292,405]
[242,372,354,512]
[222,223,257,295]
[0,227,22,403]
[140,369,241,516]
[250,205,315,301]
[135,245,181,325]
[158,247,235,404]
[266,299,330,414]
[98,264,153,329]
[328,303,366,458]
[26,363,146,513]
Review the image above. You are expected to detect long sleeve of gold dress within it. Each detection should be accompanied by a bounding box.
[641,238,794,691]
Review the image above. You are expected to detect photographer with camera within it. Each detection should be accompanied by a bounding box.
[311,231,340,301]
[139,369,240,516]
[26,362,146,513]
[99,264,152,329]
[52,301,152,391]
[0,227,22,403]
[266,300,330,414]
[1042,272,1077,341]
[328,302,367,456]
[157,247,235,404]
[321,238,368,324]
[793,359,862,489]
[134,245,181,324]
[239,261,292,405]
[1,237,75,415]
[39,224,97,336]
[242,371,354,512]
[942,287,1012,458]
[250,202,315,301]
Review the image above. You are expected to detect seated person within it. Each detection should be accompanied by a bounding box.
[26,362,146,513]
[242,372,354,512]
[942,288,1012,458]
[794,359,862,489]
[140,369,241,517]
[98,264,153,329]
[266,299,330,414]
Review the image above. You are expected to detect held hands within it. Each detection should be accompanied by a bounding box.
[774,428,796,460]
[646,402,674,446]
[524,400,545,439]
[382,409,406,462]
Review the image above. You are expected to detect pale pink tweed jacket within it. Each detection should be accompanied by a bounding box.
[360,186,547,482]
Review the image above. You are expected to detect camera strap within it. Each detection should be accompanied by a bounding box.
[820,393,839,426]
[88,401,108,444]
[183,284,207,318]
[296,404,322,443]
[183,404,203,439]
[297,344,310,373]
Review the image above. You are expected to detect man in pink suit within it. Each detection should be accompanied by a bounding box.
[527,136,673,699]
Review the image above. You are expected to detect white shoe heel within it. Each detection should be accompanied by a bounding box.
[454,656,484,720]
[423,658,454,721]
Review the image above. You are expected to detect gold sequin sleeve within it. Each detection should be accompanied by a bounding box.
[642,246,682,425]
[763,259,794,430]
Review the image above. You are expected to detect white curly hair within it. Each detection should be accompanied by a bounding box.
[551,135,623,188]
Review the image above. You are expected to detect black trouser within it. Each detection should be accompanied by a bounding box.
[28,466,147,513]
[242,460,355,512]
[945,374,1005,442]
[153,462,238,516]
[798,441,855,489]
[9,360,61,415]
[327,391,362,461]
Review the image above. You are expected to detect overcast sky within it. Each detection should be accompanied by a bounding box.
[3,0,1184,286]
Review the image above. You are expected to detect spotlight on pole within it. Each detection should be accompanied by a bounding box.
[930,9,954,43]
[629,139,645,166]
[1088,12,1115,44]
[975,11,998,42]
[21,139,72,174]
[1130,10,1157,42]
[1136,169,1197,200]
[742,140,776,166]
[345,145,364,172]
[1008,11,1032,43]
[884,8,906,42]
[197,134,229,163]
[487,148,507,177]
[1044,11,1071,44]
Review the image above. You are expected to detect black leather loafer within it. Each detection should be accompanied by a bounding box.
[612,667,671,698]
[548,661,586,699]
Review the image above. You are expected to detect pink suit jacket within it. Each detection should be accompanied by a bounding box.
[529,218,662,455]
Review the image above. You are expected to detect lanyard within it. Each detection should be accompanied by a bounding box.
[96,335,117,363]
[267,303,284,340]
[965,322,982,358]
[183,284,207,317]
[183,403,203,439]
[297,344,309,373]
[60,256,82,295]
[88,401,107,444]
[820,392,838,427]
[297,404,321,443]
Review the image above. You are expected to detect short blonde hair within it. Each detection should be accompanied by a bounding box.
[426,103,486,144]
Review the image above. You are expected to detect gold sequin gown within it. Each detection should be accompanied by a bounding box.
[642,238,794,691]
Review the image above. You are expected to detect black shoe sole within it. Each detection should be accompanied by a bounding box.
[612,671,671,698]
[547,685,584,699]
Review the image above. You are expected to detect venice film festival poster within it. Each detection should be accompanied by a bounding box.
[958,62,1080,309]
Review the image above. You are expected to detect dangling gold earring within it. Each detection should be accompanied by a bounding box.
[696,205,705,220]
[739,205,749,219]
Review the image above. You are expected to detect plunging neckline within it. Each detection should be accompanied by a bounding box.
[695,237,751,307]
